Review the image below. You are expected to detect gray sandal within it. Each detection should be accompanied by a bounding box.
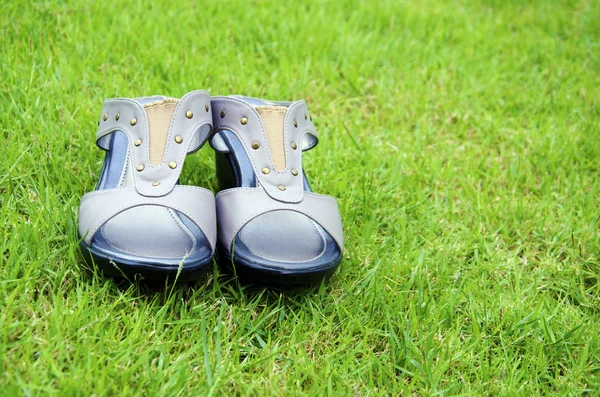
[210,96,344,285]
[78,91,216,281]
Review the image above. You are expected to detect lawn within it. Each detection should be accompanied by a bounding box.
[1,0,599,395]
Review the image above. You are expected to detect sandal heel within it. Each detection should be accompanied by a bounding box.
[215,151,238,191]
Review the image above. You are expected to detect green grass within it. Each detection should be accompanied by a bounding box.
[1,0,599,394]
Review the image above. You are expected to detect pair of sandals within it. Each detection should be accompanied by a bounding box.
[78,91,344,285]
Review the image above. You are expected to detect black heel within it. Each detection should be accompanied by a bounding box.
[215,151,238,191]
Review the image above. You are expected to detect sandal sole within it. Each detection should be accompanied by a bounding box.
[80,241,214,283]
[217,246,341,286]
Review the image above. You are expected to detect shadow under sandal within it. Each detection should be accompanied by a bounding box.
[210,96,344,285]
[78,91,216,282]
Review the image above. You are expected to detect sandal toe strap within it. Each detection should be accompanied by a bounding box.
[79,186,216,252]
[216,187,344,254]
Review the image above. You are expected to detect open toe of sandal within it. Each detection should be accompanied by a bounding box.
[78,91,216,282]
[210,96,344,285]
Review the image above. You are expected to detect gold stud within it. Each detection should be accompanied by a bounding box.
[130,118,137,126]
[252,141,260,150]
[220,110,226,118]
[291,141,297,150]
[205,104,209,112]
[152,181,160,187]
[175,136,183,144]
[278,185,286,191]
[291,168,298,176]
[241,117,248,125]
[103,113,108,121]
[262,167,270,175]
[168,161,177,169]
[293,120,298,128]
[186,110,193,119]
[134,139,142,146]
[136,164,145,172]
[115,113,120,121]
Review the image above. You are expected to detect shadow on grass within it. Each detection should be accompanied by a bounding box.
[77,248,328,307]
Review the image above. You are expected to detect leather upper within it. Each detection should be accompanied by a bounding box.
[210,96,317,204]
[95,91,213,197]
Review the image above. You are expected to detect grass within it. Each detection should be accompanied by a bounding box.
[1,0,599,394]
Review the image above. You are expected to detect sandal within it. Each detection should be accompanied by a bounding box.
[78,91,216,282]
[210,96,344,285]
